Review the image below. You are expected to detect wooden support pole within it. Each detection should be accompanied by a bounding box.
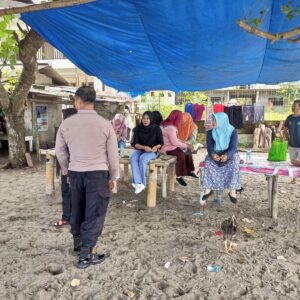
[168,163,176,192]
[271,175,279,220]
[147,163,157,207]
[45,153,55,195]
[0,0,96,16]
[266,175,273,212]
[123,164,130,184]
[162,166,167,198]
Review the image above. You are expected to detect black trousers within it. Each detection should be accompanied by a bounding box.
[68,171,110,249]
[61,175,71,221]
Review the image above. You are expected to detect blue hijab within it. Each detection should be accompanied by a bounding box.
[212,112,234,152]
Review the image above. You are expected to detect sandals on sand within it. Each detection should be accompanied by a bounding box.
[54,219,69,227]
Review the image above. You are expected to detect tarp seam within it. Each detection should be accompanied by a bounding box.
[257,0,275,82]
[132,0,178,91]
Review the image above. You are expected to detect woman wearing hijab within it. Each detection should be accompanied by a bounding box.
[152,110,164,126]
[130,111,164,194]
[112,113,127,155]
[178,112,200,151]
[201,112,240,204]
[160,110,196,187]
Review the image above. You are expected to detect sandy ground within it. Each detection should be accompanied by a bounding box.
[0,150,300,300]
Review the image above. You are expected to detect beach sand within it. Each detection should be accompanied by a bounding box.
[0,150,299,299]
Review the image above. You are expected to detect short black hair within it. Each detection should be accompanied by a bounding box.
[75,86,96,103]
[293,100,300,106]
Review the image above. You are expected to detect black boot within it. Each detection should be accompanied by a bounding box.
[72,235,82,256]
[77,247,105,269]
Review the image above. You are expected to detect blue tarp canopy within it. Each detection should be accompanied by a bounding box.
[22,0,300,95]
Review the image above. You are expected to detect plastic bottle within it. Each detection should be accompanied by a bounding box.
[207,264,222,272]
[246,148,252,163]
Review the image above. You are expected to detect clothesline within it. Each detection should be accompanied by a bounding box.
[184,102,265,130]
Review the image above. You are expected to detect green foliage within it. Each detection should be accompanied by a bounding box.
[2,68,21,93]
[280,1,300,20]
[139,91,207,118]
[139,94,181,118]
[0,15,19,70]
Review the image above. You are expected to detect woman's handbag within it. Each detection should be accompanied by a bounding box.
[268,138,288,161]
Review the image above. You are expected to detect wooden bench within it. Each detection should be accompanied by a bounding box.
[39,149,177,208]
[119,155,177,207]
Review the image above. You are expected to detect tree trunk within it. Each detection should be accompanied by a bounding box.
[5,110,26,167]
[1,29,44,168]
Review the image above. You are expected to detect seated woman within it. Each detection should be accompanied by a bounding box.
[160,110,196,187]
[112,113,127,156]
[178,112,201,152]
[130,111,164,194]
[152,110,164,126]
[201,112,240,204]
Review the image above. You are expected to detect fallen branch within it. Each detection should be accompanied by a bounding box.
[237,19,300,43]
[0,0,96,16]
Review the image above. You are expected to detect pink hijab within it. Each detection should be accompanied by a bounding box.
[112,113,126,135]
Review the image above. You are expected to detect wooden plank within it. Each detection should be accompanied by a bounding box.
[168,163,176,192]
[266,175,273,213]
[25,152,33,168]
[123,164,130,184]
[271,175,279,220]
[147,163,158,207]
[162,166,167,198]
[45,153,55,195]
[0,0,96,16]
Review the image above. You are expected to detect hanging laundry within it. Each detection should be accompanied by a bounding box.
[204,105,214,131]
[185,102,195,120]
[213,103,224,113]
[254,104,265,123]
[243,105,255,123]
[224,105,243,129]
[194,103,205,121]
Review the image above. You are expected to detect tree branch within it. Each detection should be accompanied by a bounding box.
[12,29,44,115]
[237,19,300,43]
[0,0,96,16]
[17,23,29,36]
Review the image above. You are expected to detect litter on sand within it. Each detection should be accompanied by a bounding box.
[70,279,81,287]
[126,203,135,208]
[207,265,222,272]
[178,256,189,262]
[126,291,135,298]
[277,256,286,260]
[243,227,258,237]
[242,218,253,224]
[193,212,204,217]
[164,262,171,268]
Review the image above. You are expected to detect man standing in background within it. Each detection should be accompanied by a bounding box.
[55,86,119,269]
[284,100,300,184]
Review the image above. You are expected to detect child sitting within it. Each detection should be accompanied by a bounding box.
[112,113,127,156]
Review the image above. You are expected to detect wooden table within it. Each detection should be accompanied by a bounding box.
[119,155,177,207]
[199,155,300,220]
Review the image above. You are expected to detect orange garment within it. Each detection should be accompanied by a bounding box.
[178,112,198,141]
